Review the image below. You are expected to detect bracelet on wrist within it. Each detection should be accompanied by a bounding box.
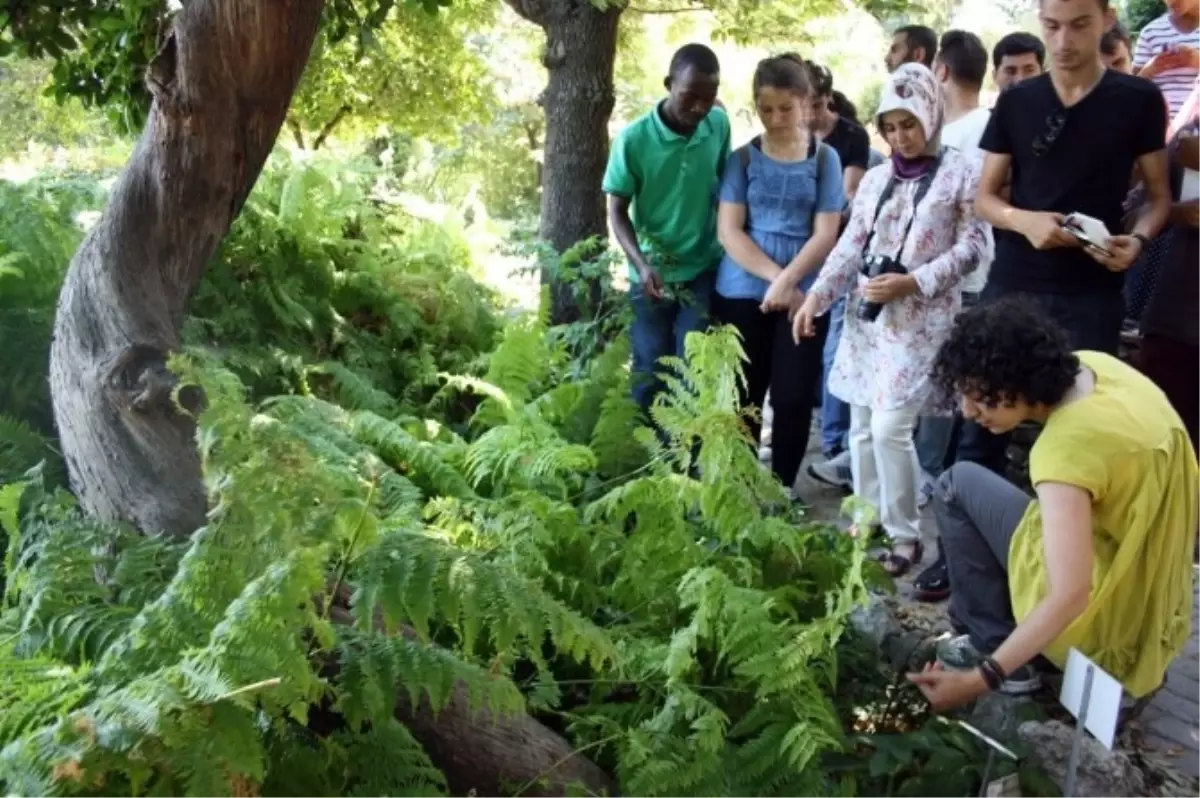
[978,656,1007,691]
[978,663,1002,691]
[982,655,1007,680]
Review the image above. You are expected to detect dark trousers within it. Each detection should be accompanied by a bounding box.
[713,295,829,487]
[630,271,715,415]
[955,285,1124,473]
[1139,333,1199,454]
[936,461,1032,653]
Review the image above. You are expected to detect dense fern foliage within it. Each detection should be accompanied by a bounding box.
[185,153,501,413]
[0,308,887,795]
[0,174,105,484]
[0,150,1000,797]
[0,153,501,485]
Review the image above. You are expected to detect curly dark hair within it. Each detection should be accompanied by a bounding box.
[932,297,1080,407]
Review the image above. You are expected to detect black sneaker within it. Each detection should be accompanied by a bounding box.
[914,555,950,602]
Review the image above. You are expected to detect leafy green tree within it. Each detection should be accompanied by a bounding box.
[1125,0,1165,33]
[287,0,497,149]
[0,57,111,156]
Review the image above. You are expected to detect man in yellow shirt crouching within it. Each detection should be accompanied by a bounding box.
[908,296,1196,710]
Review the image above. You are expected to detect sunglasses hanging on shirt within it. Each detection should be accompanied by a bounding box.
[1032,110,1067,157]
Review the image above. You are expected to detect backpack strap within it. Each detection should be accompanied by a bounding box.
[737,135,762,184]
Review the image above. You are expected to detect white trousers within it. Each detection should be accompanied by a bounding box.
[848,401,923,544]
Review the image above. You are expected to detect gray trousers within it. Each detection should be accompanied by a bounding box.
[935,461,1032,653]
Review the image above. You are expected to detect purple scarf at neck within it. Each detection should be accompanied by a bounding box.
[891,152,937,180]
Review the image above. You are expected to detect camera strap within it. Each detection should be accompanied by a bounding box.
[859,150,944,260]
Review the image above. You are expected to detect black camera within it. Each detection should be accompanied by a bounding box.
[856,254,908,322]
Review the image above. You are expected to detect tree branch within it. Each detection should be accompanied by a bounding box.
[501,0,551,27]
[312,104,352,151]
[288,118,307,150]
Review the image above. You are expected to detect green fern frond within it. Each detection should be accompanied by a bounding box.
[0,644,91,750]
[351,411,476,500]
[308,361,398,415]
[349,526,617,672]
[336,626,524,729]
[334,718,448,797]
[0,415,60,486]
[481,312,560,406]
[464,423,596,497]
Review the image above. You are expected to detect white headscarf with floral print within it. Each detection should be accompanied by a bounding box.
[876,62,943,157]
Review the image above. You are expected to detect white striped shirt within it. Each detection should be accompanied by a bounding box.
[1133,15,1199,117]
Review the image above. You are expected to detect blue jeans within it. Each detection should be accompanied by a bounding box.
[630,270,715,413]
[820,297,850,456]
[915,416,957,477]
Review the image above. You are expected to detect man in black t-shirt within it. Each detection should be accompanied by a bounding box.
[962,0,1171,474]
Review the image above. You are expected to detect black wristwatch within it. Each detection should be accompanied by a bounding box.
[1131,232,1151,249]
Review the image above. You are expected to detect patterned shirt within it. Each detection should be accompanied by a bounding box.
[807,148,990,412]
[1133,14,1200,118]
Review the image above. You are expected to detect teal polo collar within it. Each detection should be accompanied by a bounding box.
[650,101,716,143]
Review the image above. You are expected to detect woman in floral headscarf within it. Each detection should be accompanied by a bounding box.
[793,63,990,575]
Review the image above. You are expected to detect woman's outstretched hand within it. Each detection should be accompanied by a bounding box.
[906,661,988,713]
[791,295,819,343]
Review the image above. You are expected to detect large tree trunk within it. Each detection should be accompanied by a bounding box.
[506,0,621,324]
[327,602,616,797]
[49,0,325,538]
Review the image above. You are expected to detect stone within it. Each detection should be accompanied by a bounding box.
[849,595,941,672]
[849,595,896,649]
[962,691,1037,747]
[1018,719,1146,797]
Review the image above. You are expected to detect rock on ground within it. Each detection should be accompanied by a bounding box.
[1018,719,1146,797]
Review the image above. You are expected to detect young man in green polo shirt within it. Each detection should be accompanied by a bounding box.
[603,43,732,414]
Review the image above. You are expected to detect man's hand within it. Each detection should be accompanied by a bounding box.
[863,273,918,304]
[791,295,819,343]
[1174,45,1200,70]
[1018,211,1079,250]
[637,263,665,300]
[761,274,795,313]
[906,662,989,713]
[1086,234,1143,272]
[1141,46,1199,78]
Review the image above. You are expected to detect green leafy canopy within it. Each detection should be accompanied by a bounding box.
[0,0,454,131]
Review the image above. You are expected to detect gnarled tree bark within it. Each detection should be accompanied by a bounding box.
[49,0,326,538]
[504,0,622,324]
[327,602,616,797]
